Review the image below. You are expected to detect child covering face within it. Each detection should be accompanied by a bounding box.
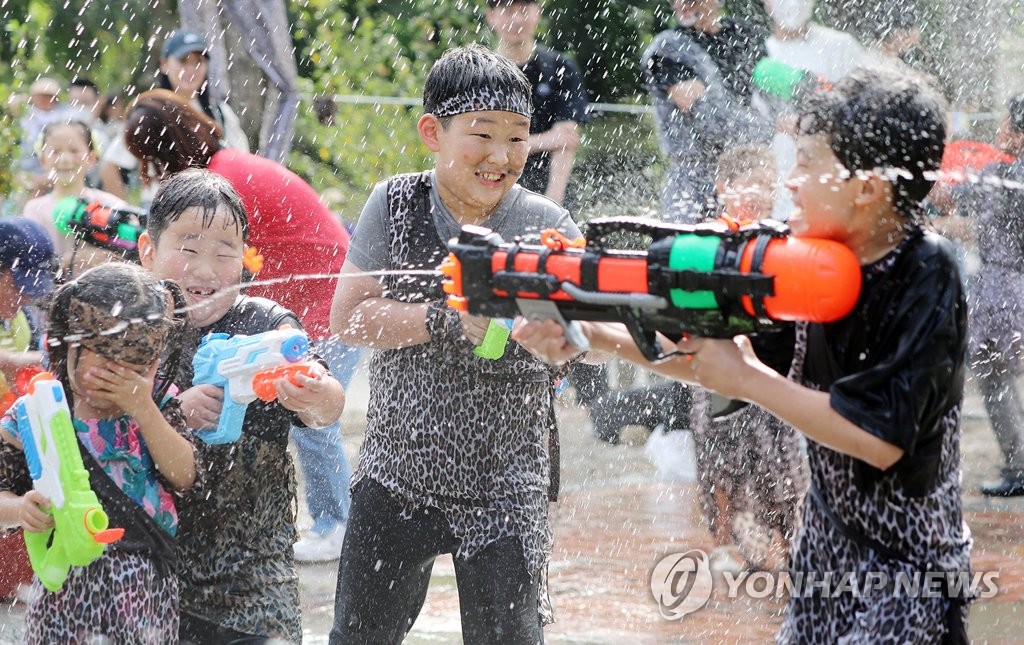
[0,262,199,643]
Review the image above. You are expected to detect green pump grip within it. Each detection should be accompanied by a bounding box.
[474,319,513,360]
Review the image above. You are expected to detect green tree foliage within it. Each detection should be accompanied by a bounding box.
[288,0,486,219]
[0,0,164,93]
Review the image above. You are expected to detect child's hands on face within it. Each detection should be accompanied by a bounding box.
[458,311,491,346]
[275,363,335,413]
[20,490,54,533]
[81,359,159,418]
[178,384,224,430]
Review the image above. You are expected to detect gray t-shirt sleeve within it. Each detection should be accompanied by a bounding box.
[494,188,581,242]
[346,183,391,272]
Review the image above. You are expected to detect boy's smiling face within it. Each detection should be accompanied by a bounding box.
[786,134,861,241]
[139,206,244,328]
[419,110,531,223]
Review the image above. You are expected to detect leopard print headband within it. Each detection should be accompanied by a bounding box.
[432,86,532,119]
[62,298,171,365]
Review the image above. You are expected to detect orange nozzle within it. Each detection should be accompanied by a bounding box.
[439,253,463,297]
[540,229,585,251]
[252,363,319,402]
[93,528,125,544]
[84,508,124,544]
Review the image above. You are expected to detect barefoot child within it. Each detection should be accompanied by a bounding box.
[0,262,198,643]
[137,168,345,644]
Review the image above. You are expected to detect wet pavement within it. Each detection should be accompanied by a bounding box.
[2,371,1024,644]
[299,372,1024,644]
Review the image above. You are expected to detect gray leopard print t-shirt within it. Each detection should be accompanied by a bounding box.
[347,170,579,273]
[348,172,581,623]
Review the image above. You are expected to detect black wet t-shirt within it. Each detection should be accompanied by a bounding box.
[175,295,314,640]
[645,20,766,103]
[801,229,967,489]
[519,46,590,194]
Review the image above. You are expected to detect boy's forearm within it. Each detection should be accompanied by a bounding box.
[134,402,196,490]
[589,323,902,469]
[739,369,904,470]
[297,377,346,429]
[334,298,432,349]
[584,322,698,383]
[544,147,575,206]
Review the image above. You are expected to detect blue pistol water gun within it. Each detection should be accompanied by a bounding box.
[191,329,317,444]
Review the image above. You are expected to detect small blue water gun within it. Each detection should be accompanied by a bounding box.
[191,329,317,444]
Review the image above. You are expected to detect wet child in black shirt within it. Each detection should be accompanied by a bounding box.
[138,169,345,644]
[516,67,972,643]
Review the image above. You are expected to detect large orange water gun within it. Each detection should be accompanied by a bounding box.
[440,218,862,362]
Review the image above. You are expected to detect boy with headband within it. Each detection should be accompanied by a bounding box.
[329,44,581,643]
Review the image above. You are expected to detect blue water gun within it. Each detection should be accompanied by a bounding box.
[191,329,317,444]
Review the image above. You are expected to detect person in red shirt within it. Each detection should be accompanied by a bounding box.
[124,89,357,560]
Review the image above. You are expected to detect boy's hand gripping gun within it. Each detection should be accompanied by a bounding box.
[191,329,319,444]
[14,372,124,592]
[439,218,862,363]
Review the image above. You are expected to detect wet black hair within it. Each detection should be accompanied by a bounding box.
[798,67,946,220]
[1008,94,1024,134]
[47,262,189,413]
[69,77,100,95]
[145,168,249,245]
[124,90,223,177]
[422,44,532,129]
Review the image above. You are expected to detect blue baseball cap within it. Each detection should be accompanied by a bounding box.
[0,218,56,298]
[161,29,208,60]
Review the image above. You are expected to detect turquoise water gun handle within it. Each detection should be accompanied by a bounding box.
[192,330,311,444]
